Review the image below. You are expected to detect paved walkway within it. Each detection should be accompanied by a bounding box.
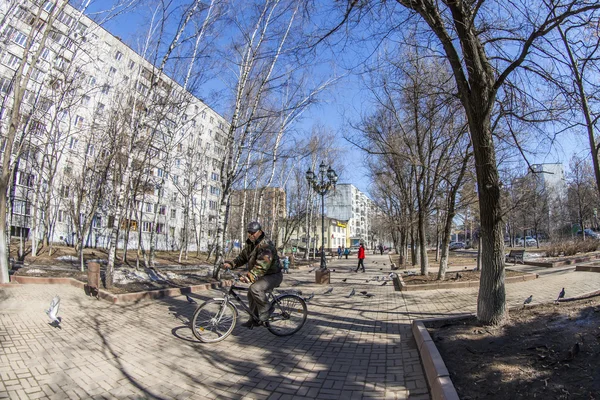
[2,255,600,399]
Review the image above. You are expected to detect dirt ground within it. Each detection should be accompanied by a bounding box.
[427,296,600,400]
[401,269,528,284]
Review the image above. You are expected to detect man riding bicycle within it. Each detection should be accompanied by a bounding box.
[223,221,283,328]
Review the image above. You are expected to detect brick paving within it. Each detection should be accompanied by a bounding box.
[2,254,600,399]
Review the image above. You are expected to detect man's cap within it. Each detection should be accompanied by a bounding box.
[247,221,262,233]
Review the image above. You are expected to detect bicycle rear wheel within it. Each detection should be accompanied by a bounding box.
[267,294,307,336]
[191,299,237,343]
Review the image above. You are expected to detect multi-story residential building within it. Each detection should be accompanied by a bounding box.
[326,184,375,249]
[1,1,228,251]
[279,216,348,254]
[530,163,567,199]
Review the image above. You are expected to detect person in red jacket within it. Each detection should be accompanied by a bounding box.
[355,243,366,273]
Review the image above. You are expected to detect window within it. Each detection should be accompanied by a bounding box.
[170,209,176,219]
[86,144,94,156]
[175,159,180,167]
[172,193,177,202]
[68,137,78,150]
[60,185,69,198]
[136,81,148,96]
[128,60,135,70]
[58,209,65,222]
[101,84,110,94]
[62,37,74,50]
[81,95,90,105]
[48,30,62,43]
[16,172,34,187]
[2,53,21,69]
[88,76,96,86]
[209,200,217,210]
[177,143,182,152]
[43,1,55,12]
[54,56,68,70]
[39,49,50,61]
[76,22,87,35]
[108,66,117,76]
[13,200,31,215]
[115,51,123,61]
[11,30,28,47]
[0,77,12,94]
[92,216,101,228]
[211,172,219,181]
[74,115,84,127]
[156,223,165,234]
[158,205,166,215]
[145,202,153,213]
[172,175,178,184]
[142,221,152,232]
[56,11,74,27]
[96,103,105,114]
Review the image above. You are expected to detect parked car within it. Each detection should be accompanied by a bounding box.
[576,229,600,239]
[516,236,537,246]
[449,241,466,250]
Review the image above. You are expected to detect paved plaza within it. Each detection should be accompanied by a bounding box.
[2,254,600,399]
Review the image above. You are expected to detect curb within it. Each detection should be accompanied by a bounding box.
[412,319,462,400]
[399,272,538,291]
[8,275,232,304]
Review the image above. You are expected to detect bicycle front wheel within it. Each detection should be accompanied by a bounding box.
[267,294,307,336]
[191,299,237,343]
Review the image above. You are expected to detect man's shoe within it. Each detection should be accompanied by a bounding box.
[241,319,258,329]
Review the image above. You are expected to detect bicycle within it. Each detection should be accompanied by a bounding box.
[190,273,308,343]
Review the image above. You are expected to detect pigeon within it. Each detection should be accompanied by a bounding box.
[186,295,197,304]
[45,295,61,328]
[379,268,383,271]
[524,295,533,305]
[376,276,380,282]
[323,287,333,294]
[455,272,462,280]
[304,293,315,302]
[365,293,375,298]
[341,278,347,283]
[381,281,388,286]
[360,290,368,295]
[308,267,317,273]
[365,279,370,283]
[556,288,565,302]
[346,288,355,297]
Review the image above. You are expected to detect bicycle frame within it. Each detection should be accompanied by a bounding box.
[215,283,275,323]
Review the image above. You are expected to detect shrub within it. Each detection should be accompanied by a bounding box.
[545,240,599,257]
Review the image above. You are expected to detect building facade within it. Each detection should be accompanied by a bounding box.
[325,184,375,249]
[1,0,227,251]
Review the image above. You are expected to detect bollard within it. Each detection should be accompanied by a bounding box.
[315,269,330,284]
[391,273,401,291]
[87,262,100,290]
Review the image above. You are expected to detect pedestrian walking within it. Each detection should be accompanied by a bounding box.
[355,243,366,272]
[337,246,342,259]
[378,244,384,255]
[344,247,350,259]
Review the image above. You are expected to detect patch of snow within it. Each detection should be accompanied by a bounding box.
[26,268,46,274]
[88,259,107,264]
[113,268,152,284]
[57,255,78,261]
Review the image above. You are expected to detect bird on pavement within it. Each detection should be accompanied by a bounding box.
[308,267,317,273]
[566,342,580,360]
[365,293,375,298]
[455,272,462,280]
[381,281,388,286]
[304,293,315,302]
[376,276,380,282]
[360,290,368,295]
[556,288,565,302]
[186,295,197,304]
[323,287,333,294]
[46,295,62,329]
[524,295,533,305]
[341,278,347,283]
[346,288,355,297]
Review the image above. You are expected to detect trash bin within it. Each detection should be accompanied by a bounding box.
[87,262,100,289]
[315,269,330,284]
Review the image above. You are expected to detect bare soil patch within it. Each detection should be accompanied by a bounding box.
[426,296,600,399]
[402,270,528,285]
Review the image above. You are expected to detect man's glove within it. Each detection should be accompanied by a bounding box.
[223,261,233,271]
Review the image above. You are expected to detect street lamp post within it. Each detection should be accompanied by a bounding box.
[306,162,338,272]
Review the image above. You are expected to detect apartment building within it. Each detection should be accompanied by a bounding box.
[0,0,228,251]
[325,183,375,249]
